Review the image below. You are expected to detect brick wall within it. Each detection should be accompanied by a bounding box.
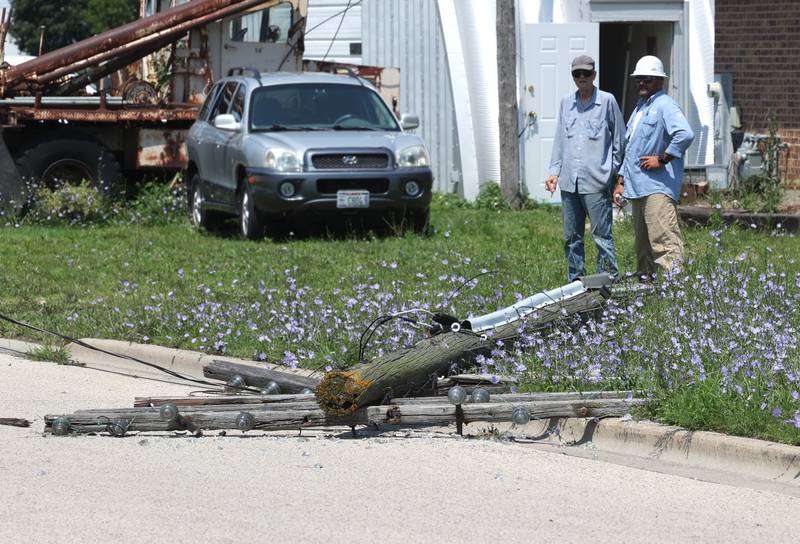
[715,0,800,181]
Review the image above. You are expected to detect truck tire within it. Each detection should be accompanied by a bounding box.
[15,136,124,200]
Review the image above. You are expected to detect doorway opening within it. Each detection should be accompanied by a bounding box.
[599,22,673,120]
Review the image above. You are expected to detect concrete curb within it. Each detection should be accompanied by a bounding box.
[517,417,800,485]
[0,338,42,356]
[45,339,800,486]
[66,338,318,383]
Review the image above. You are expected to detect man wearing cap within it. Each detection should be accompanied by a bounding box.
[613,55,694,278]
[546,55,625,282]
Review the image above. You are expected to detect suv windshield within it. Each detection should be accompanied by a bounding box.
[249,83,400,132]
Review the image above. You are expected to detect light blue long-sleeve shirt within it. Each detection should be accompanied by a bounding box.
[548,87,625,194]
[620,90,694,202]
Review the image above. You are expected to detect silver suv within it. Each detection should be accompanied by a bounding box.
[185,69,433,239]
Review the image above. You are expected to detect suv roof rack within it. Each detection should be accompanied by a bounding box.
[227,67,262,84]
[316,63,365,87]
[337,66,364,86]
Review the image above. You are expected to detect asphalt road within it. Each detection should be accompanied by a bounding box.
[1,350,797,543]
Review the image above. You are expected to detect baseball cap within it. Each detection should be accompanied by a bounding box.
[571,55,595,72]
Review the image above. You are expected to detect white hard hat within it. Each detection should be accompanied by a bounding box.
[630,55,667,78]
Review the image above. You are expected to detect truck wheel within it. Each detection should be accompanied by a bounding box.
[15,137,124,199]
[188,173,223,231]
[239,184,265,240]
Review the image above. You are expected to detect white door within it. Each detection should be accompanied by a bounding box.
[522,23,599,203]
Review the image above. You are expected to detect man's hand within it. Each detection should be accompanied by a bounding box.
[612,176,625,207]
[638,155,662,171]
[545,175,558,194]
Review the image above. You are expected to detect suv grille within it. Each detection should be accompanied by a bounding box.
[317,178,389,194]
[312,153,390,170]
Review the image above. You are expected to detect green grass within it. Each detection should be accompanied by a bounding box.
[1,194,799,444]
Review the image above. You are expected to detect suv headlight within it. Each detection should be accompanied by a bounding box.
[397,145,429,168]
[265,148,302,172]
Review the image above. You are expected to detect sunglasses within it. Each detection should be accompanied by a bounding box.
[635,76,659,83]
[572,70,594,78]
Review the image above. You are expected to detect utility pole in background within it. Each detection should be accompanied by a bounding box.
[496,0,522,209]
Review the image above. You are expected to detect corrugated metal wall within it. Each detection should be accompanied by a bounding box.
[305,0,363,64]
[361,0,460,194]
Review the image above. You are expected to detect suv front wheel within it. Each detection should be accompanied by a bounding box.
[240,183,265,240]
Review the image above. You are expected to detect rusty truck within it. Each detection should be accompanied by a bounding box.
[0,0,399,216]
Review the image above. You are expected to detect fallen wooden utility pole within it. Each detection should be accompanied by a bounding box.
[368,399,645,426]
[76,401,321,417]
[434,374,517,394]
[44,396,644,436]
[132,390,632,409]
[45,408,365,434]
[134,393,316,407]
[316,288,607,416]
[388,390,634,405]
[203,359,320,393]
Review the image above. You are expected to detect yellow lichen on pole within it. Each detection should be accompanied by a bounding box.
[315,371,372,416]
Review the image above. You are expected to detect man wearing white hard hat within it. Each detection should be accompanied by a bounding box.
[612,55,694,278]
[546,55,625,282]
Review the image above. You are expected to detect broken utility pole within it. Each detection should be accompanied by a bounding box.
[497,0,522,209]
[315,288,607,416]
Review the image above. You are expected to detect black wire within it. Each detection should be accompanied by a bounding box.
[518,115,535,138]
[305,0,362,37]
[0,311,260,393]
[322,0,352,63]
[277,1,362,71]
[358,314,419,362]
[357,313,394,360]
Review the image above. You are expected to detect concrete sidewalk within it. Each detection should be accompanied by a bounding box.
[4,348,798,544]
[3,336,799,493]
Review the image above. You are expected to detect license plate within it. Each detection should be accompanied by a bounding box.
[336,190,369,208]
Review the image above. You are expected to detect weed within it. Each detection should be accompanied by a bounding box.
[27,182,117,226]
[26,344,73,364]
[734,114,786,213]
[123,181,187,225]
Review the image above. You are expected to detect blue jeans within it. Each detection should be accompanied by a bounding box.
[561,190,619,282]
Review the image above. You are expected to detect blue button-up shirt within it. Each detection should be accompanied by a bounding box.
[621,91,694,202]
[548,87,625,194]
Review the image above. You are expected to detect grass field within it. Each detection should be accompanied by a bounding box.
[1,189,798,444]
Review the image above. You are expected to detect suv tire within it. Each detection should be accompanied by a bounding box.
[240,183,265,240]
[410,208,431,235]
[188,173,223,231]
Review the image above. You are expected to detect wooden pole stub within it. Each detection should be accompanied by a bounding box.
[315,371,372,416]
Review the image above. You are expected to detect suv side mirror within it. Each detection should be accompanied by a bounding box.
[214,113,241,131]
[400,113,419,130]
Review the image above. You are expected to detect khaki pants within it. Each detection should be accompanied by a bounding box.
[630,193,683,276]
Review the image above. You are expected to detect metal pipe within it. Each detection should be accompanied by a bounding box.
[35,0,282,88]
[2,0,256,90]
[464,281,587,332]
[52,34,177,96]
[0,97,124,105]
